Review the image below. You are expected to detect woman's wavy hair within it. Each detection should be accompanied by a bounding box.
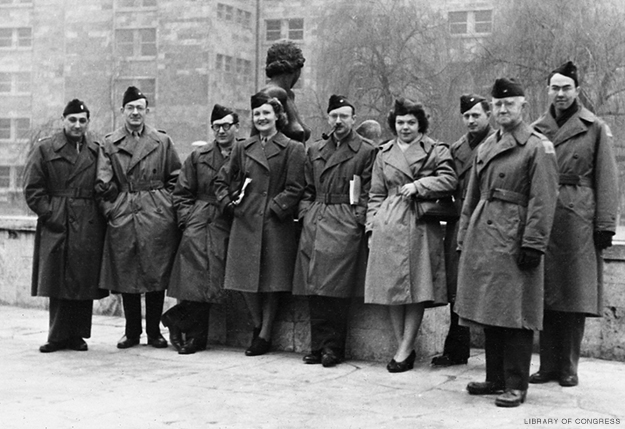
[253,97,288,131]
[387,97,429,135]
[265,41,306,78]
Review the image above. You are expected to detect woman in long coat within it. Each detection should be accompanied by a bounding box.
[215,93,305,356]
[365,98,457,372]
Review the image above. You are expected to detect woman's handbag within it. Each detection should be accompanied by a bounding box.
[414,196,459,222]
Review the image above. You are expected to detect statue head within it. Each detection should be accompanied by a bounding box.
[265,40,306,78]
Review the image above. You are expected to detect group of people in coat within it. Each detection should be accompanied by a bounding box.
[24,52,618,409]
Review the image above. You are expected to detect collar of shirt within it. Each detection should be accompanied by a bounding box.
[125,124,145,138]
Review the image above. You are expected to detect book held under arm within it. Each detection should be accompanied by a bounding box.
[349,175,361,205]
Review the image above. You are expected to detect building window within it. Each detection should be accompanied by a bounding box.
[448,10,493,36]
[117,0,156,8]
[288,19,304,40]
[0,166,11,188]
[0,72,30,93]
[266,20,281,41]
[0,118,29,141]
[224,56,233,73]
[117,78,156,106]
[116,28,157,58]
[0,27,32,48]
[0,0,33,4]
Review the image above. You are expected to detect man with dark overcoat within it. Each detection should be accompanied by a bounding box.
[162,104,239,355]
[456,78,558,407]
[530,61,619,387]
[24,99,108,353]
[293,95,376,367]
[432,94,494,367]
[96,86,181,349]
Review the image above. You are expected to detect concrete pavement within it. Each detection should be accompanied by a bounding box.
[1,304,624,429]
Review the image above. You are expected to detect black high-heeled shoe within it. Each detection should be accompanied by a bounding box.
[387,350,416,373]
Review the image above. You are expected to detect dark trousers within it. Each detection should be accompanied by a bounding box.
[161,301,210,341]
[442,308,470,361]
[48,298,93,343]
[309,295,350,358]
[121,291,165,338]
[539,310,586,377]
[484,326,534,390]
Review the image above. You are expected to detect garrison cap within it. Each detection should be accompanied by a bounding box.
[491,78,525,98]
[327,94,355,114]
[549,61,579,86]
[63,99,90,118]
[460,94,485,114]
[122,86,148,107]
[211,104,236,123]
[251,92,273,110]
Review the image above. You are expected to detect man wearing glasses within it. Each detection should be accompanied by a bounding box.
[162,104,239,355]
[24,99,109,352]
[96,86,181,350]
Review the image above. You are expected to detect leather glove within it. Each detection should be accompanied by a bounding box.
[517,247,543,270]
[594,230,614,250]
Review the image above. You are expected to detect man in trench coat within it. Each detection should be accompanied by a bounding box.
[96,86,181,349]
[432,94,494,367]
[530,61,619,387]
[24,99,108,353]
[456,78,558,407]
[293,95,376,367]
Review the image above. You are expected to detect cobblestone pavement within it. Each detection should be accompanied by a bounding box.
[1,305,624,429]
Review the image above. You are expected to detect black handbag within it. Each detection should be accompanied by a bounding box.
[415,196,459,222]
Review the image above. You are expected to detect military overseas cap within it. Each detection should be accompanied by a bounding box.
[393,97,421,116]
[122,86,148,107]
[211,104,236,123]
[63,99,90,118]
[491,78,525,98]
[251,92,273,110]
[327,94,355,114]
[549,61,579,86]
[460,94,485,114]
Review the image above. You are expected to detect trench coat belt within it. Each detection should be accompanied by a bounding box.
[559,174,592,187]
[196,193,218,205]
[48,188,94,199]
[315,193,350,204]
[120,180,164,193]
[480,188,528,207]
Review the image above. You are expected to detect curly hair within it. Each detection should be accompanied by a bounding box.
[254,97,288,131]
[387,97,429,135]
[265,41,306,78]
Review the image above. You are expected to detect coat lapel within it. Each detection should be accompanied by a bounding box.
[264,132,288,161]
[383,139,416,180]
[67,133,98,182]
[322,131,360,173]
[244,136,270,170]
[128,126,159,172]
[51,133,79,166]
[476,123,532,175]
[553,107,594,146]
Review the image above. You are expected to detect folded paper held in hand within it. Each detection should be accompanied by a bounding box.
[349,175,361,205]
[234,177,252,206]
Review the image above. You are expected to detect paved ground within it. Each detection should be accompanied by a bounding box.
[1,305,624,429]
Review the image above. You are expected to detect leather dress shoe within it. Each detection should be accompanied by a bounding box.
[39,341,67,353]
[147,334,168,348]
[321,351,341,368]
[387,350,416,373]
[466,381,505,395]
[167,328,184,352]
[303,351,322,365]
[117,335,140,349]
[245,337,271,356]
[178,338,207,355]
[495,389,527,407]
[529,370,559,384]
[68,337,88,351]
[559,374,579,387]
[431,354,468,367]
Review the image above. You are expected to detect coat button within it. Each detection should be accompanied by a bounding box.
[499,173,505,178]
[573,154,579,159]
[262,192,267,196]
[569,203,574,208]
[486,219,493,225]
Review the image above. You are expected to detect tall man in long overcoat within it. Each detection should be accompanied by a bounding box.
[24,99,108,353]
[293,95,376,367]
[456,78,558,407]
[432,94,494,367]
[96,86,181,349]
[531,61,619,387]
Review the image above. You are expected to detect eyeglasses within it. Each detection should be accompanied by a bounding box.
[124,105,146,112]
[212,123,235,132]
[67,117,88,124]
